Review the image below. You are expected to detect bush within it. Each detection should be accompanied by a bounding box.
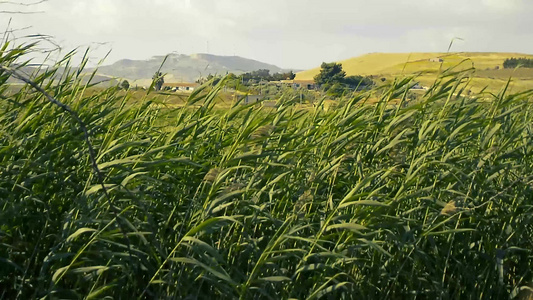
[503,57,533,68]
[120,79,130,90]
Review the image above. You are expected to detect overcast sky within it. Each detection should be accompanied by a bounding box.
[1,0,532,69]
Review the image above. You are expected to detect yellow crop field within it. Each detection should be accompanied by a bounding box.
[296,52,533,92]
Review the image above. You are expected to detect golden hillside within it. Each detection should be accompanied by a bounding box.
[296,52,533,80]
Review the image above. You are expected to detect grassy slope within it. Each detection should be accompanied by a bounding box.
[297,52,533,92]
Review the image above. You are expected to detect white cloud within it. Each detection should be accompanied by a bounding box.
[2,0,532,69]
[67,0,120,36]
[482,0,522,11]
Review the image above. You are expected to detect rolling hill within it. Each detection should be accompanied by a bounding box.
[296,52,533,92]
[94,53,295,86]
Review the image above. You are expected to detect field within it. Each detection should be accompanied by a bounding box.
[2,44,533,299]
[296,52,533,93]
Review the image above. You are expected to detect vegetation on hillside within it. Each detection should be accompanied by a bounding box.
[120,79,130,90]
[201,71,318,103]
[1,43,533,299]
[152,71,164,91]
[314,62,373,97]
[238,69,296,82]
[297,52,533,94]
[503,57,533,69]
[204,70,296,85]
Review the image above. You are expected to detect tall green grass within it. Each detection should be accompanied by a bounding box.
[1,43,533,299]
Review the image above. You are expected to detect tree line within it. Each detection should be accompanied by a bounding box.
[220,69,296,83]
[503,57,533,69]
[201,70,297,92]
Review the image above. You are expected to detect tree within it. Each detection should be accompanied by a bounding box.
[269,71,296,81]
[313,62,373,98]
[503,57,533,69]
[286,71,296,80]
[152,72,164,91]
[251,69,271,79]
[313,62,346,86]
[205,74,221,86]
[325,83,346,98]
[120,80,130,90]
[344,75,373,89]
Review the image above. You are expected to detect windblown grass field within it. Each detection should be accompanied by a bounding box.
[1,44,533,299]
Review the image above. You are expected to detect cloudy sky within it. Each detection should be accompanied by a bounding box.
[1,0,532,69]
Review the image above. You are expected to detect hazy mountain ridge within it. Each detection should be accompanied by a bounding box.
[95,53,296,85]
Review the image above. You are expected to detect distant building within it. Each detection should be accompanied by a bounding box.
[279,79,316,90]
[243,95,263,104]
[162,82,200,92]
[429,58,444,63]
[410,82,428,90]
[234,94,264,104]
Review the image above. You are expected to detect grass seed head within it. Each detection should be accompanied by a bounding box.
[441,201,458,216]
[203,167,221,183]
[223,183,246,193]
[251,125,275,139]
[294,190,313,216]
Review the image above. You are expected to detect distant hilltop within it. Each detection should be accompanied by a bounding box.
[295,52,533,80]
[94,53,298,86]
